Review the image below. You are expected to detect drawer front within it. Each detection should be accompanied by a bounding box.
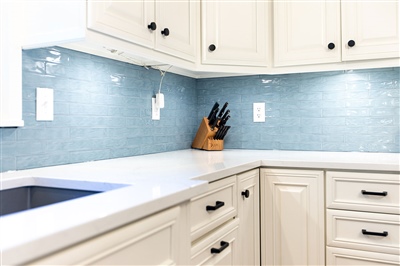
[327,247,400,266]
[327,209,400,255]
[326,171,400,214]
[190,175,237,241]
[191,219,239,266]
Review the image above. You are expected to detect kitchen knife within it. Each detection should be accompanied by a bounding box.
[215,125,225,139]
[208,107,219,126]
[220,109,230,122]
[221,126,231,140]
[218,102,228,118]
[207,102,219,120]
[219,115,230,127]
[210,113,219,130]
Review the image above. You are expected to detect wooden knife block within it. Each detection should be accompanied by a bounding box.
[191,117,224,151]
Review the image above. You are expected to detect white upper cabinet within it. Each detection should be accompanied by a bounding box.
[0,1,24,127]
[87,0,155,49]
[201,0,268,67]
[342,0,400,61]
[87,0,198,62]
[273,0,341,67]
[274,0,400,67]
[22,0,86,49]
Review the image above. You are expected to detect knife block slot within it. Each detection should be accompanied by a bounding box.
[191,117,223,151]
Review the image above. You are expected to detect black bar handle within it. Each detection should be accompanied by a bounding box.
[362,229,388,237]
[361,190,388,196]
[206,201,224,211]
[211,241,229,254]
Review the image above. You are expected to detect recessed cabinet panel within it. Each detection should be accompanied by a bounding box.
[342,1,400,61]
[202,0,268,66]
[273,0,341,66]
[87,0,155,48]
[327,247,400,266]
[155,0,197,62]
[261,168,325,266]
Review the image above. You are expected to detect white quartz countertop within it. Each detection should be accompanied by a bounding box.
[1,149,399,264]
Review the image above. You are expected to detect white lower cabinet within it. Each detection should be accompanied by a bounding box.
[190,169,260,266]
[260,168,325,266]
[28,204,188,265]
[326,171,400,266]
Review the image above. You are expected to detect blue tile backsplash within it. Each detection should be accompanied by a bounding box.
[197,68,399,152]
[0,47,399,172]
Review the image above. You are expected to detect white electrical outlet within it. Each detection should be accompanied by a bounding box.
[152,97,160,120]
[253,102,265,122]
[36,88,54,121]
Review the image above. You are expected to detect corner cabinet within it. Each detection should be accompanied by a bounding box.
[201,0,268,67]
[87,0,198,62]
[189,169,260,266]
[27,204,189,265]
[260,168,325,266]
[273,0,400,67]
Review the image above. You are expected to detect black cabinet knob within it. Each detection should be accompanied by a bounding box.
[209,44,216,52]
[328,43,335,50]
[241,190,250,198]
[161,28,170,36]
[348,40,356,47]
[147,22,157,31]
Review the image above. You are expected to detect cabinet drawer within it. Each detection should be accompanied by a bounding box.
[191,219,239,266]
[326,171,400,214]
[327,209,400,255]
[327,247,400,266]
[190,175,237,241]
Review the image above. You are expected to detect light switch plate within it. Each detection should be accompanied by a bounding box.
[36,88,54,121]
[253,102,265,122]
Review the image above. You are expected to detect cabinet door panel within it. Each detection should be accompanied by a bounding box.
[88,0,155,48]
[202,0,268,66]
[156,0,197,62]
[342,1,400,61]
[237,169,260,266]
[261,169,325,266]
[274,0,341,66]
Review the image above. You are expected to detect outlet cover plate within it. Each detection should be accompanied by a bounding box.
[253,102,265,122]
[152,97,160,120]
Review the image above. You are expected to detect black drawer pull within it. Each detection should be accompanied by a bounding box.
[211,241,229,254]
[206,201,225,211]
[361,190,388,196]
[362,229,388,237]
[241,189,250,198]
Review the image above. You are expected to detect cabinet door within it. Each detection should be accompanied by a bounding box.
[273,0,341,67]
[261,168,325,266]
[342,0,400,61]
[237,169,260,266]
[87,0,155,49]
[28,205,187,265]
[22,0,85,49]
[202,0,268,66]
[0,1,23,127]
[155,0,198,62]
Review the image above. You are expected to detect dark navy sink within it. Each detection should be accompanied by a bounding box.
[0,186,101,217]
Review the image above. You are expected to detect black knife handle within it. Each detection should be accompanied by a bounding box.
[206,201,225,211]
[207,102,219,120]
[210,116,219,130]
[221,126,230,140]
[215,126,224,140]
[218,102,229,117]
[361,190,388,196]
[211,241,229,254]
[362,229,388,237]
[221,110,230,121]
